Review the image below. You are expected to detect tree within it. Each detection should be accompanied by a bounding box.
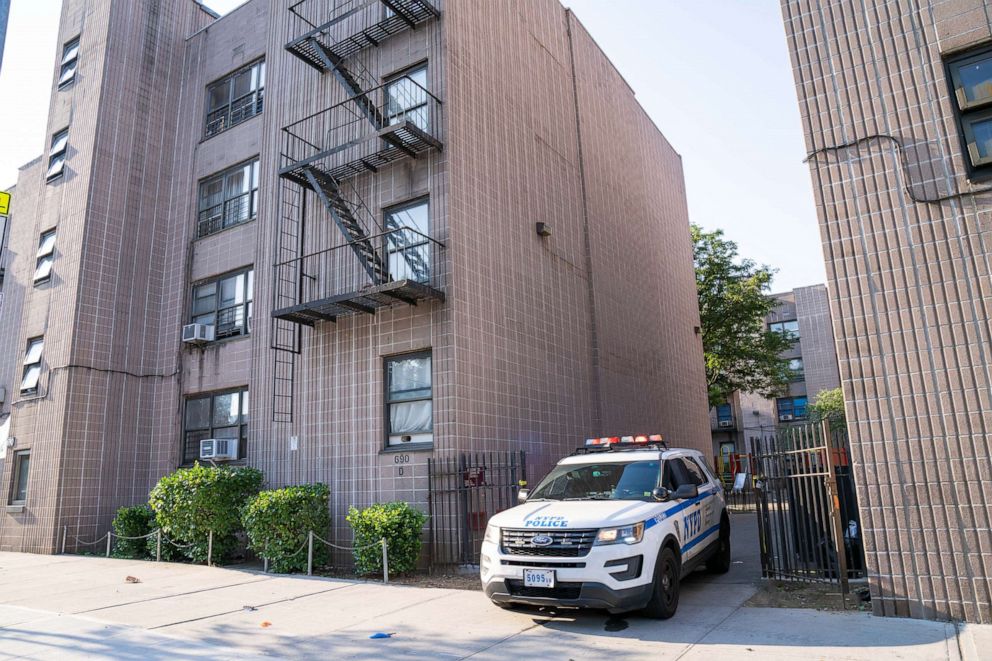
[692,225,794,407]
[809,387,846,429]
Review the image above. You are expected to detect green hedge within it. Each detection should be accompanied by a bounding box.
[111,505,154,559]
[243,484,331,573]
[346,502,428,576]
[148,463,264,564]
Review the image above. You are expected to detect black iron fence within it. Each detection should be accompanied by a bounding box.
[428,451,526,567]
[753,421,865,594]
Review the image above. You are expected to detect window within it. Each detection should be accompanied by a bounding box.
[198,159,259,237]
[769,319,799,339]
[20,337,44,395]
[191,269,253,340]
[662,458,698,491]
[58,37,80,88]
[777,396,808,421]
[183,389,248,463]
[205,59,265,138]
[948,47,992,171]
[47,129,69,181]
[385,64,428,131]
[9,451,30,505]
[716,403,733,425]
[34,229,56,284]
[681,458,708,486]
[384,198,430,282]
[789,357,804,381]
[385,351,432,446]
[529,461,661,501]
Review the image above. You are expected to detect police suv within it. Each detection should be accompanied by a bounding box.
[480,435,730,619]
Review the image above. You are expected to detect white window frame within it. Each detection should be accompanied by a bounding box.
[34,229,56,284]
[47,129,69,181]
[58,36,80,88]
[20,337,44,395]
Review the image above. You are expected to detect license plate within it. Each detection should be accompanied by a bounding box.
[523,569,555,588]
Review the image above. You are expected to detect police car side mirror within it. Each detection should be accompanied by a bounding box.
[652,487,670,502]
[673,484,698,500]
[517,489,530,504]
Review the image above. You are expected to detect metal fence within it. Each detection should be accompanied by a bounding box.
[428,451,525,567]
[753,421,865,598]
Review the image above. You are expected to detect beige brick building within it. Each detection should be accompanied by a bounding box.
[0,0,709,561]
[782,0,992,622]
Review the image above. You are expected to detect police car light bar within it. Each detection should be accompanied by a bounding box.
[585,434,663,446]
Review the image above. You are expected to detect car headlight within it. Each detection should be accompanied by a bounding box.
[484,523,500,544]
[594,522,644,545]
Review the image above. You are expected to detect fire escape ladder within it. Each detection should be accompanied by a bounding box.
[305,38,386,130]
[301,167,389,285]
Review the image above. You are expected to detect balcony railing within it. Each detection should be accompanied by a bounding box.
[286,0,439,72]
[198,192,255,238]
[280,76,442,185]
[272,226,445,326]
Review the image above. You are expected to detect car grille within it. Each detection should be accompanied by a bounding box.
[501,529,597,557]
[506,579,582,600]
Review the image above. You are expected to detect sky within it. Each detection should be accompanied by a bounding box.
[0,0,824,292]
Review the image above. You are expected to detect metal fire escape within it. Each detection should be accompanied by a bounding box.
[272,0,443,422]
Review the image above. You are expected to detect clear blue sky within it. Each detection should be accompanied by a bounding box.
[0,0,824,291]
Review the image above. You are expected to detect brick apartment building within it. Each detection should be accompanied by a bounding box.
[0,0,709,556]
[710,283,841,477]
[783,0,992,622]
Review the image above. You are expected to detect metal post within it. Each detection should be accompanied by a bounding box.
[307,531,314,576]
[822,418,850,608]
[381,537,389,584]
[105,532,112,558]
[61,526,67,554]
[156,529,162,562]
[207,530,214,567]
[264,557,269,573]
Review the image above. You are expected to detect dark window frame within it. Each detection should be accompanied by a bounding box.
[383,196,430,283]
[182,387,249,464]
[788,357,805,381]
[9,450,30,505]
[20,336,44,395]
[204,59,265,138]
[777,396,808,421]
[47,128,69,182]
[58,36,81,89]
[384,62,429,130]
[716,403,733,424]
[384,349,433,449]
[190,267,254,341]
[769,319,800,339]
[197,158,260,238]
[946,45,992,176]
[35,228,56,285]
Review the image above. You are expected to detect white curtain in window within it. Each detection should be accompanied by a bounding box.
[390,400,432,434]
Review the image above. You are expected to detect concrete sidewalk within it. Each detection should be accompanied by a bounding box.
[0,518,987,660]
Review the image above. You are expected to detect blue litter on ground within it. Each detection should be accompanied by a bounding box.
[369,632,393,639]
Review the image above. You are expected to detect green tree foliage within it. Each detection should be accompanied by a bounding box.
[346,502,428,576]
[111,505,154,559]
[809,387,847,429]
[242,484,331,573]
[692,225,795,407]
[148,463,264,564]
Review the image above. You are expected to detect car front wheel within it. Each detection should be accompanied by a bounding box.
[642,546,680,619]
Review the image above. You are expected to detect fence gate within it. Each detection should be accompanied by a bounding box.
[427,451,525,567]
[753,421,865,593]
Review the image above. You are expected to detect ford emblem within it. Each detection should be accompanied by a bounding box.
[531,534,554,547]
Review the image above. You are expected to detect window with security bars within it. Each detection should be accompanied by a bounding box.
[191,269,253,340]
[20,337,44,395]
[34,229,56,285]
[183,389,248,463]
[58,37,80,88]
[205,60,265,138]
[384,198,429,283]
[198,159,259,237]
[47,129,69,181]
[385,351,432,447]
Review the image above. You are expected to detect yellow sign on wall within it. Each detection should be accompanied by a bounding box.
[0,191,9,215]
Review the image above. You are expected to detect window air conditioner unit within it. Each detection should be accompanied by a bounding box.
[200,438,238,461]
[182,323,215,344]
[718,420,733,428]
[779,414,794,422]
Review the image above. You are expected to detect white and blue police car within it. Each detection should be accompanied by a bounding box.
[480,435,730,619]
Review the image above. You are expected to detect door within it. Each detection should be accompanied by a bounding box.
[662,457,707,562]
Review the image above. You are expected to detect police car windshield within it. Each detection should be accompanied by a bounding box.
[528,461,660,501]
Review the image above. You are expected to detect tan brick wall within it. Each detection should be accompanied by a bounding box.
[782,0,992,622]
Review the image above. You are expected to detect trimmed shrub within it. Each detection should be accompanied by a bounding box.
[148,463,264,564]
[346,501,428,576]
[112,505,154,559]
[242,483,331,573]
